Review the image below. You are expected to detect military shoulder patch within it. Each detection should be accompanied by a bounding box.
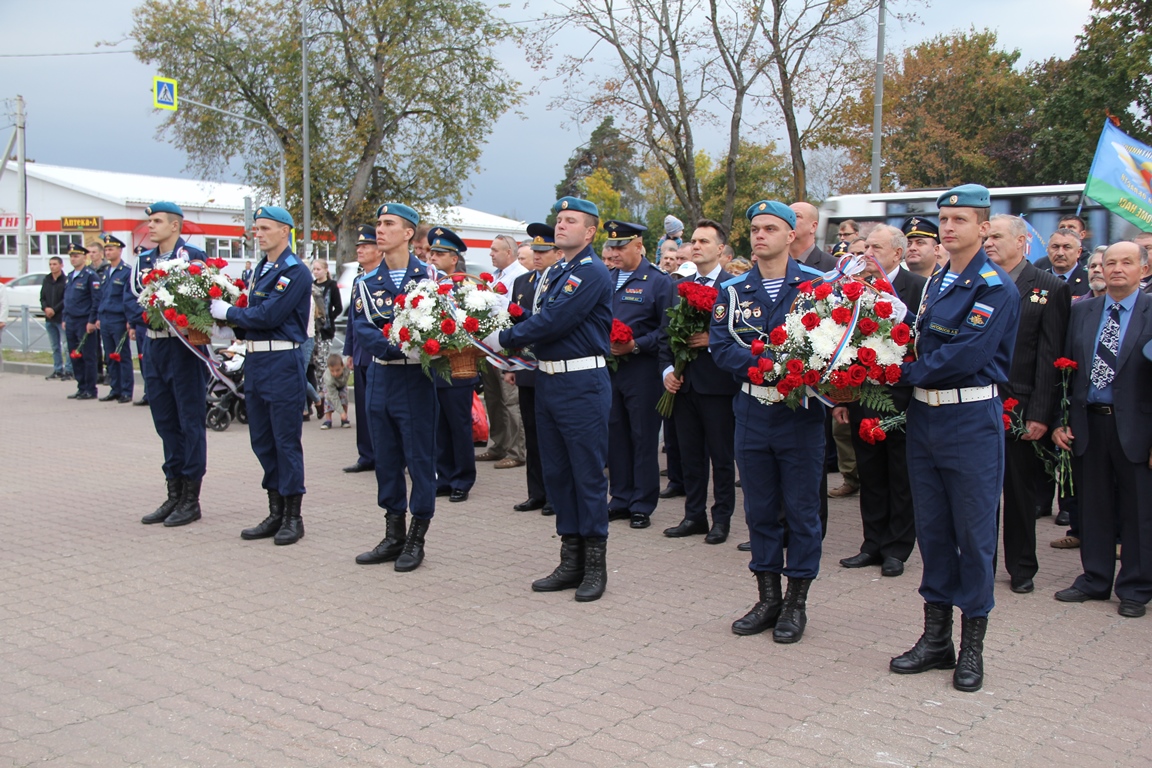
[275,276,292,292]
[563,276,582,294]
[713,303,727,322]
[966,301,994,328]
[979,268,1002,287]
[720,276,743,289]
[580,256,593,265]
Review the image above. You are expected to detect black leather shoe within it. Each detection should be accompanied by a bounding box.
[704,521,730,544]
[1010,576,1034,594]
[732,572,782,635]
[1119,600,1146,618]
[356,514,405,564]
[436,487,452,497]
[395,518,429,572]
[575,538,607,602]
[98,392,117,402]
[67,391,81,399]
[273,495,304,545]
[532,535,583,591]
[953,615,987,692]
[117,395,133,403]
[449,489,469,502]
[514,498,545,512]
[840,552,882,568]
[75,392,96,400]
[1054,510,1070,526]
[658,484,686,499]
[608,508,631,521]
[663,518,709,538]
[773,577,812,644]
[163,477,202,527]
[737,541,751,552]
[881,557,905,577]
[1055,586,1099,602]
[541,502,555,516]
[630,513,650,529]
[133,397,149,406]
[343,462,375,473]
[890,602,956,674]
[142,478,183,524]
[241,490,285,540]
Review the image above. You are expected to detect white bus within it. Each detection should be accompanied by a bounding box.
[817,184,1142,252]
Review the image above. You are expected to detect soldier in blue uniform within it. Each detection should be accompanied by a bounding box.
[710,201,826,644]
[211,206,313,546]
[63,243,100,400]
[96,234,135,403]
[602,220,674,529]
[353,203,439,573]
[889,184,1020,693]
[492,196,613,602]
[130,202,210,527]
[342,226,378,474]
[425,226,479,503]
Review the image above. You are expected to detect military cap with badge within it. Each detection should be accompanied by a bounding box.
[603,220,647,247]
[100,234,127,249]
[526,222,556,251]
[902,216,940,242]
[355,224,377,245]
[428,226,467,254]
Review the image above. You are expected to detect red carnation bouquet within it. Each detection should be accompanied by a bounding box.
[608,319,634,371]
[1051,357,1078,494]
[656,281,718,416]
[138,252,244,343]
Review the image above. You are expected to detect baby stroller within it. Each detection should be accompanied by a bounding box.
[206,342,247,432]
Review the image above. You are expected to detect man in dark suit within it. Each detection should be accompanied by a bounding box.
[1047,228,1090,298]
[661,219,740,544]
[1054,241,1152,618]
[833,223,927,578]
[984,214,1071,594]
[789,202,838,272]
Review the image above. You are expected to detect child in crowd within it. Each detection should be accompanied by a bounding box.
[321,353,351,430]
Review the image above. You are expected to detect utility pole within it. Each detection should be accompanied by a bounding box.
[869,0,886,194]
[16,95,28,274]
[301,0,312,261]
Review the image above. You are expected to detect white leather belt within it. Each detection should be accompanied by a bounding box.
[146,329,176,339]
[913,384,998,406]
[537,356,606,375]
[246,340,300,353]
[373,356,417,366]
[742,382,785,404]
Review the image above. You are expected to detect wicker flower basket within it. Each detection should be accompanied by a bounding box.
[823,385,859,404]
[446,346,484,379]
[185,328,211,346]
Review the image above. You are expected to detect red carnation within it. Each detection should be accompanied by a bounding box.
[786,358,804,375]
[768,326,787,346]
[110,352,121,362]
[890,323,911,345]
[747,367,765,385]
[842,281,865,301]
[437,284,452,295]
[848,364,867,386]
[163,308,178,321]
[188,264,202,275]
[208,284,223,299]
[831,307,852,325]
[859,418,887,445]
[884,364,901,384]
[451,274,467,283]
[463,316,480,333]
[148,296,157,306]
[858,317,879,336]
[395,294,407,308]
[873,279,893,294]
[423,338,441,355]
[803,369,820,386]
[441,318,457,335]
[1003,397,1019,413]
[493,283,507,294]
[868,364,884,382]
[70,350,81,359]
[410,295,422,308]
[814,283,833,301]
[750,339,766,355]
[175,314,189,328]
[874,301,893,319]
[508,303,524,318]
[234,279,246,289]
[141,312,149,323]
[480,272,495,283]
[784,373,803,390]
[382,323,392,337]
[476,283,489,291]
[138,354,143,361]
[610,319,634,344]
[830,370,850,388]
[798,281,814,295]
[236,294,249,308]
[215,258,228,268]
[857,347,877,366]
[776,380,794,396]
[757,357,772,372]
[1054,357,1078,370]
[1002,413,1012,430]
[801,312,820,331]
[398,327,411,343]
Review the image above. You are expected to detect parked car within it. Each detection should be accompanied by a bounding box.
[3,272,48,316]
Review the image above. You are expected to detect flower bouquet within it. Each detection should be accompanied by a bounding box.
[138,255,243,344]
[656,281,719,417]
[1051,357,1078,495]
[384,272,515,380]
[757,278,911,412]
[608,319,634,372]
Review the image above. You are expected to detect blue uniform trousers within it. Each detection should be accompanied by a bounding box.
[144,337,209,480]
[98,315,134,398]
[906,398,1003,617]
[735,393,825,578]
[244,348,307,496]
[353,362,374,466]
[607,357,663,517]
[133,323,150,397]
[436,384,477,493]
[65,321,98,396]
[366,363,438,519]
[536,368,611,539]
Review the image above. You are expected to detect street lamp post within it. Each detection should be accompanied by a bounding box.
[301,0,312,261]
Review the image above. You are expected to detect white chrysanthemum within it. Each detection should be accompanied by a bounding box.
[154,287,175,305]
[809,321,841,359]
[463,290,490,311]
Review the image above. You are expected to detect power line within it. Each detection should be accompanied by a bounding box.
[0,50,134,59]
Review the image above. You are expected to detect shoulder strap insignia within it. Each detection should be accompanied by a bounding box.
[979,268,1003,287]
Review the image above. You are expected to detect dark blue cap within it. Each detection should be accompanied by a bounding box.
[603,220,647,247]
[831,239,850,257]
[145,201,183,217]
[68,243,88,256]
[746,200,796,228]
[254,205,295,228]
[552,196,599,218]
[100,234,126,248]
[356,225,377,245]
[376,202,420,227]
[428,226,466,253]
[526,222,556,251]
[937,184,991,209]
[903,216,940,241]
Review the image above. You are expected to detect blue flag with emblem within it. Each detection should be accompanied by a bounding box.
[1020,216,1047,263]
[1080,119,1152,231]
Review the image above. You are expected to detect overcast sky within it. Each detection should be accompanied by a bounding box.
[1,0,1093,223]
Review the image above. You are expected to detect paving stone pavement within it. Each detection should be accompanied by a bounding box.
[1,370,1150,767]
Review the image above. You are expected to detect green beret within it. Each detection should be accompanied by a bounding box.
[937,184,991,209]
[145,201,183,217]
[254,205,295,228]
[376,202,420,227]
[746,200,796,229]
[552,196,599,218]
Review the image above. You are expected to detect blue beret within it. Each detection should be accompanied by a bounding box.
[100,234,126,249]
[526,222,556,251]
[145,201,183,217]
[603,220,647,247]
[937,184,991,209]
[746,200,796,228]
[356,225,377,244]
[376,202,420,227]
[903,216,939,241]
[552,196,599,218]
[427,226,467,253]
[254,205,295,228]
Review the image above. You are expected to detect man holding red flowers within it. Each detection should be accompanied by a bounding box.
[710,200,826,645]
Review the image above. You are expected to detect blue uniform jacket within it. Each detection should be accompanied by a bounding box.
[97,262,133,319]
[902,249,1020,389]
[610,258,674,358]
[498,244,612,360]
[64,266,100,323]
[709,259,823,384]
[351,256,428,361]
[225,247,313,342]
[128,238,207,321]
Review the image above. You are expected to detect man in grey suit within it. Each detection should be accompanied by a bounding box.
[1053,241,1152,618]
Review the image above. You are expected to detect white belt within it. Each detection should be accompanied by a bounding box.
[373,356,417,366]
[246,340,300,353]
[537,356,606,375]
[146,329,176,339]
[913,384,998,407]
[742,382,785,405]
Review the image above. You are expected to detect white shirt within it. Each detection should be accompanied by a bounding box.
[493,260,528,308]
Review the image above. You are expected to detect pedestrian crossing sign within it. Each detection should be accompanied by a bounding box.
[153,77,178,111]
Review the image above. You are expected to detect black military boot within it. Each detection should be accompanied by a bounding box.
[772,577,812,644]
[731,571,782,635]
[163,477,202,527]
[274,494,304,545]
[890,602,957,674]
[575,537,607,602]
[141,477,182,524]
[395,517,429,572]
[241,490,285,540]
[953,615,987,692]
[531,535,585,592]
[355,513,406,564]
